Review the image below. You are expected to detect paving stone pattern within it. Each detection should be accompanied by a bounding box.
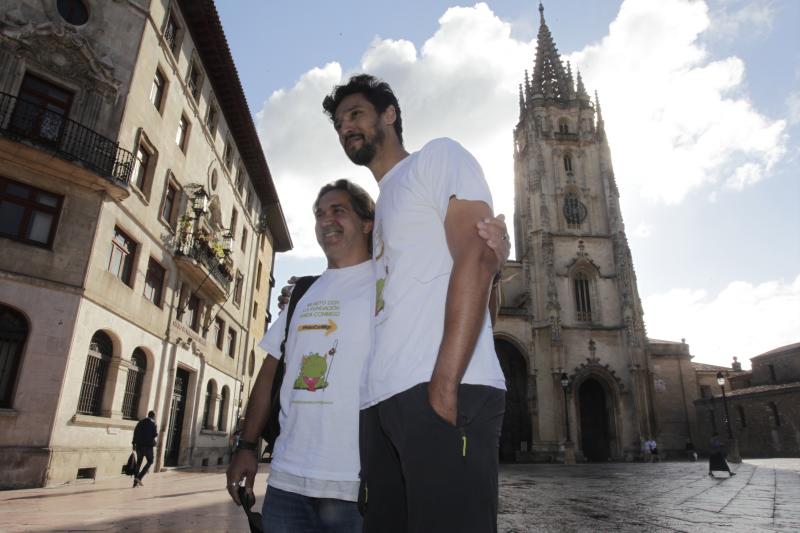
[498,459,800,532]
[0,460,797,532]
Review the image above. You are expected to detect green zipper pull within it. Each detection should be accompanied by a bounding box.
[462,434,467,458]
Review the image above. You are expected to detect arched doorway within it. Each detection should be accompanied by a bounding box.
[0,304,29,408]
[578,378,610,462]
[495,339,532,462]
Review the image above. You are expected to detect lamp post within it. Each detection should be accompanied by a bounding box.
[715,371,741,463]
[191,187,209,216]
[560,372,576,464]
[715,372,733,439]
[560,373,571,442]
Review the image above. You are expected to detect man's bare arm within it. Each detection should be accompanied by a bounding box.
[225,355,278,504]
[428,198,497,425]
[477,214,509,328]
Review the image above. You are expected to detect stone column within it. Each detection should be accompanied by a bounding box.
[102,357,130,419]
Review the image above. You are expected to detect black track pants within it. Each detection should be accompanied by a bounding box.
[360,382,505,533]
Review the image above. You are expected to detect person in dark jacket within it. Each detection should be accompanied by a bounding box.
[132,410,158,487]
[708,432,735,477]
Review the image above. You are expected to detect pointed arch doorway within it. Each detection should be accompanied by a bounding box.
[578,378,611,462]
[495,339,532,462]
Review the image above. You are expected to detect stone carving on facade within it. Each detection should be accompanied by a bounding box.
[548,314,561,344]
[0,18,121,97]
[569,339,625,391]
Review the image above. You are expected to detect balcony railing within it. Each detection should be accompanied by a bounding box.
[177,240,233,292]
[0,92,133,185]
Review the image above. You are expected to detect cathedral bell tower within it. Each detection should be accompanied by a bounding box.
[497,2,655,462]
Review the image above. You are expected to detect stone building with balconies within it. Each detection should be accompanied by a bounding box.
[0,0,291,489]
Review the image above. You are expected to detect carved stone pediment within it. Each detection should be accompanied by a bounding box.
[0,19,120,96]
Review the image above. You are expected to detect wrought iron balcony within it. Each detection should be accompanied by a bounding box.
[0,92,134,185]
[176,239,233,295]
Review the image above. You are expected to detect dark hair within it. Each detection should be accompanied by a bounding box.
[322,74,404,145]
[148,410,156,419]
[314,179,375,254]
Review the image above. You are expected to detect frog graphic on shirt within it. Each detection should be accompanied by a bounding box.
[293,353,328,391]
[293,341,338,392]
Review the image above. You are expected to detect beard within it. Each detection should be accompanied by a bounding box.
[346,120,385,166]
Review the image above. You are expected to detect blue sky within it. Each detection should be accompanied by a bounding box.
[216,0,800,368]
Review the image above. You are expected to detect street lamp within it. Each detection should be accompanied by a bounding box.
[560,373,571,442]
[221,230,233,255]
[191,187,209,216]
[715,372,734,439]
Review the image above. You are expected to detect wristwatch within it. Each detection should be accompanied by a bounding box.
[235,439,258,452]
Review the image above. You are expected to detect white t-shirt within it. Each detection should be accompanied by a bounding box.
[362,138,506,409]
[259,260,374,500]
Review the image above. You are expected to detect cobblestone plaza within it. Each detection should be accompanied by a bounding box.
[2,460,798,532]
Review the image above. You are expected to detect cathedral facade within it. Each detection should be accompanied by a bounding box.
[494,5,656,462]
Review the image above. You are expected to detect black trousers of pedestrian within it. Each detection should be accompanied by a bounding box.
[359,382,505,533]
[134,445,154,480]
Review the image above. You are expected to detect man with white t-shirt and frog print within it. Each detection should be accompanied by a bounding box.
[226,178,508,532]
[323,74,508,533]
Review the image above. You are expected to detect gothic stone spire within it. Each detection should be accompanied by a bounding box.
[530,2,571,101]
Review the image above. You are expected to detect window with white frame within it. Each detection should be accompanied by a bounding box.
[150,68,166,112]
[143,257,165,307]
[176,114,189,151]
[0,177,63,248]
[108,226,137,286]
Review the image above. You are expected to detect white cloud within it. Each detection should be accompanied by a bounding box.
[725,162,763,190]
[643,275,800,369]
[568,0,786,204]
[256,0,787,258]
[705,0,775,42]
[633,223,653,238]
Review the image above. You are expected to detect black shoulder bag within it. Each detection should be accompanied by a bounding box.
[260,275,319,453]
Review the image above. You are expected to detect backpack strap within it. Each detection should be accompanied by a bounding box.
[261,274,319,451]
[279,275,319,359]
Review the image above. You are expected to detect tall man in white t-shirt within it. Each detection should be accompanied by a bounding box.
[323,74,508,532]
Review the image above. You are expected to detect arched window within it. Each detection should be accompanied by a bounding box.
[558,118,569,133]
[203,380,215,429]
[217,386,229,432]
[0,305,28,408]
[563,154,573,173]
[563,192,587,229]
[574,272,592,322]
[77,331,113,416]
[248,350,255,377]
[767,402,781,428]
[736,405,746,428]
[122,349,147,420]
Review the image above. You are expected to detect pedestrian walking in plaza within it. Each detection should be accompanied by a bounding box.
[685,439,698,462]
[131,410,158,487]
[645,438,659,462]
[708,432,735,477]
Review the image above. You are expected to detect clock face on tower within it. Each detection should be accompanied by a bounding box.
[563,193,588,225]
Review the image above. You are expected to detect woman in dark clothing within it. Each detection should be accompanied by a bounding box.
[708,432,735,477]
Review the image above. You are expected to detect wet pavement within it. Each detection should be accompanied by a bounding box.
[498,459,800,532]
[1,459,798,532]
